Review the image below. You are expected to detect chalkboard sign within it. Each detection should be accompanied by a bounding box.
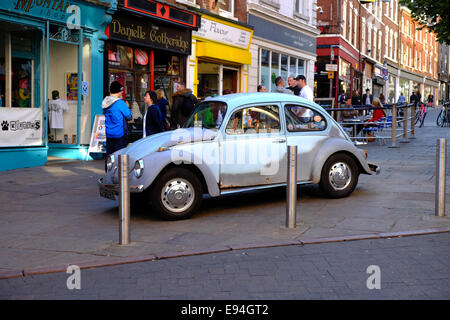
[154,76,171,90]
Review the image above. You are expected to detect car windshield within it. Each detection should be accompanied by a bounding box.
[183,101,228,130]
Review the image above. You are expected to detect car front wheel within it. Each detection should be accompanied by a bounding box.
[319,153,359,198]
[150,167,202,220]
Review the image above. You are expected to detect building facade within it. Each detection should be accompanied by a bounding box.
[247,0,318,93]
[104,0,201,113]
[316,0,392,105]
[438,43,449,102]
[0,0,116,171]
[398,6,439,104]
[174,0,253,99]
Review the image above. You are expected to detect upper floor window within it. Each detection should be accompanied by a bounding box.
[219,0,234,16]
[295,0,309,17]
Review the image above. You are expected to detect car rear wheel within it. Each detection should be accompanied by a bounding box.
[150,167,202,220]
[319,153,359,198]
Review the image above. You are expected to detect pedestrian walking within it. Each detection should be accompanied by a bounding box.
[275,76,293,94]
[351,90,361,105]
[397,92,406,105]
[143,91,164,137]
[156,88,170,130]
[171,82,198,128]
[287,76,300,95]
[295,75,314,101]
[102,81,132,171]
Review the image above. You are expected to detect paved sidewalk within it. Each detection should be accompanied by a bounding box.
[0,108,449,277]
[1,233,449,299]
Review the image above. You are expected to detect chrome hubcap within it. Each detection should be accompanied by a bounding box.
[328,162,352,191]
[161,178,195,213]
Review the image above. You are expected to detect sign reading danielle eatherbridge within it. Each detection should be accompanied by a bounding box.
[0,108,42,147]
[108,15,191,55]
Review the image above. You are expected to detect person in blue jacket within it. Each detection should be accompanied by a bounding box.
[102,81,132,170]
[143,90,164,137]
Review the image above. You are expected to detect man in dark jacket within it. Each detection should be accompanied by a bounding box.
[171,82,198,128]
[102,81,132,171]
[362,88,373,105]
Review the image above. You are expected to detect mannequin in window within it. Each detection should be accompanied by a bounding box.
[48,90,69,142]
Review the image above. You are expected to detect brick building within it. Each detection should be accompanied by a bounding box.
[398,7,439,105]
[316,0,390,104]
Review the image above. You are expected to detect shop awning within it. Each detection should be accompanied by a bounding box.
[196,42,251,65]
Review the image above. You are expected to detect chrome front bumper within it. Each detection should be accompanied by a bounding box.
[368,163,381,175]
[98,178,145,200]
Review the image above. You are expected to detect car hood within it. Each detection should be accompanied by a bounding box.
[117,127,218,160]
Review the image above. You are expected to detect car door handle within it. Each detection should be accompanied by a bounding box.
[273,138,286,143]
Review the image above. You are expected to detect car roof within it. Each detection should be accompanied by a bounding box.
[202,92,325,112]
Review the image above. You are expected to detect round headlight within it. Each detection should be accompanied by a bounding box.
[107,155,115,171]
[134,159,144,178]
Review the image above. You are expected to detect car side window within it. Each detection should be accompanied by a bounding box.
[225,105,281,135]
[284,104,327,132]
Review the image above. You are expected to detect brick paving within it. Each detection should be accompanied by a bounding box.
[1,233,449,300]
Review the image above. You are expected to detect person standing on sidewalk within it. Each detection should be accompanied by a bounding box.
[275,76,293,94]
[171,82,198,128]
[143,91,164,138]
[295,75,314,101]
[287,76,300,95]
[102,81,132,171]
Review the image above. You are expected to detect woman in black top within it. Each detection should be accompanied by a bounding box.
[143,91,164,138]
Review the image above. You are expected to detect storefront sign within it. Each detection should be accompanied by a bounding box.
[248,14,315,54]
[193,16,252,50]
[108,16,191,55]
[0,108,42,147]
[87,114,106,155]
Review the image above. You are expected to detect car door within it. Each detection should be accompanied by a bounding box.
[283,103,329,181]
[219,104,287,188]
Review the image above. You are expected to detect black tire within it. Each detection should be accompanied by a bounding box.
[319,153,359,198]
[437,110,444,127]
[419,111,427,128]
[150,167,203,220]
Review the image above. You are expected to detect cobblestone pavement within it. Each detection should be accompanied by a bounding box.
[1,233,449,300]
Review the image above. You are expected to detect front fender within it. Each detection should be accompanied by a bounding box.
[310,137,374,184]
[133,145,220,197]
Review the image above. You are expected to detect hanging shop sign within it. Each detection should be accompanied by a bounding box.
[107,15,191,55]
[0,108,42,147]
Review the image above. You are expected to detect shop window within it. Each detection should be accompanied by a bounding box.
[12,58,32,108]
[226,105,280,135]
[260,49,270,89]
[219,0,234,15]
[198,61,220,98]
[285,104,327,132]
[0,28,39,109]
[271,52,279,92]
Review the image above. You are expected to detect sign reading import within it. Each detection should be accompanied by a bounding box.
[0,108,42,147]
[108,15,191,55]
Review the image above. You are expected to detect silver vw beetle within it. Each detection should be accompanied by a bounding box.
[99,93,379,220]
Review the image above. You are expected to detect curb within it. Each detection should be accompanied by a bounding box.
[1,227,450,280]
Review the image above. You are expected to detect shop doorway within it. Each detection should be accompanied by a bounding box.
[222,67,238,95]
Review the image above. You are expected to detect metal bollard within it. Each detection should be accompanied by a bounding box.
[401,105,409,143]
[435,139,447,217]
[410,103,416,139]
[390,104,398,148]
[286,145,297,228]
[118,154,131,244]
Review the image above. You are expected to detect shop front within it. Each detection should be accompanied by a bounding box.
[0,0,115,171]
[104,1,200,120]
[249,14,316,95]
[190,12,253,99]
